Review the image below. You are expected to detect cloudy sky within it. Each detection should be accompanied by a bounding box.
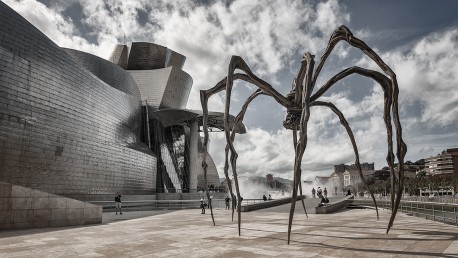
[5,0,458,180]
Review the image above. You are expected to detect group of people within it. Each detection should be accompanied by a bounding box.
[262,194,272,201]
[311,187,329,206]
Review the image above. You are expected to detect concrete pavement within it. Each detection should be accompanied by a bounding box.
[0,205,457,257]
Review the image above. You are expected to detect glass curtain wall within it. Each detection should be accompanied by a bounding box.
[141,106,191,193]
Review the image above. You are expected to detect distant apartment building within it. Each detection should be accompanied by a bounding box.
[424,148,458,175]
[330,162,374,191]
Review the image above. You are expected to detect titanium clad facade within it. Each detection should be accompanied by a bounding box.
[128,67,192,110]
[0,3,156,198]
[108,44,128,69]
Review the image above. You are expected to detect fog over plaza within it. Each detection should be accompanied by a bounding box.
[6,0,458,180]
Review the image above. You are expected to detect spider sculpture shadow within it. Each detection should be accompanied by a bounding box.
[200,25,407,244]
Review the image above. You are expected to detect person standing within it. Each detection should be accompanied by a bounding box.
[311,188,316,198]
[317,187,322,197]
[200,196,206,214]
[225,195,230,210]
[323,187,328,197]
[115,192,122,215]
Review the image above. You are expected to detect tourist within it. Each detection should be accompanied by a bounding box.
[317,187,322,197]
[200,197,206,214]
[225,195,230,210]
[268,194,272,201]
[263,194,267,201]
[318,194,329,207]
[323,187,328,197]
[115,192,122,215]
[311,187,316,198]
[346,189,351,196]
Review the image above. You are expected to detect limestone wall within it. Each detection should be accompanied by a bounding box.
[0,181,102,230]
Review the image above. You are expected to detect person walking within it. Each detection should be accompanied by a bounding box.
[317,187,322,197]
[115,192,122,215]
[311,187,316,198]
[225,195,230,210]
[200,196,206,214]
[323,187,328,197]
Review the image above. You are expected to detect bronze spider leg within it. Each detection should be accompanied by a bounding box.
[292,129,309,218]
[201,68,291,231]
[287,52,315,244]
[200,73,268,226]
[311,101,379,220]
[311,26,407,233]
[225,89,266,221]
[311,66,399,231]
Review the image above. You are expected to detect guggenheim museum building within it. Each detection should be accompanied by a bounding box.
[0,2,244,207]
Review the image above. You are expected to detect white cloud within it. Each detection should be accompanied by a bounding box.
[357,28,458,127]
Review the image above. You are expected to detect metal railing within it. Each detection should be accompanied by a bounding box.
[91,199,231,211]
[350,199,458,226]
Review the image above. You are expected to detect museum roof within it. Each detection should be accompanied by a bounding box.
[153,108,246,134]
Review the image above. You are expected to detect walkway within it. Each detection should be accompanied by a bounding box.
[0,207,457,257]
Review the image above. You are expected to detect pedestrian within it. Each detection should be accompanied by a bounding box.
[317,187,322,197]
[115,192,122,215]
[311,187,316,198]
[346,189,351,196]
[268,194,272,201]
[200,196,206,214]
[225,195,230,210]
[323,187,328,197]
[263,194,267,201]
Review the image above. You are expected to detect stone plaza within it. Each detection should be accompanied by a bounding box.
[0,202,457,257]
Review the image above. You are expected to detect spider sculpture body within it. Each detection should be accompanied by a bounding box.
[200,25,407,244]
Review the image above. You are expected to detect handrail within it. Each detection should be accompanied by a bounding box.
[349,199,458,226]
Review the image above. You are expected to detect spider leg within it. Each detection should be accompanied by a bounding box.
[200,73,260,226]
[313,26,407,232]
[311,66,404,231]
[311,101,380,220]
[293,129,308,218]
[288,52,315,244]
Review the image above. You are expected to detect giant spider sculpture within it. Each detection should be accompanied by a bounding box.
[200,25,407,244]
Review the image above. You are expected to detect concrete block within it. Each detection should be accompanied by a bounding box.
[33,220,50,228]
[0,197,12,210]
[66,198,84,209]
[12,197,32,210]
[0,210,14,223]
[50,220,69,227]
[33,209,52,221]
[50,197,67,209]
[0,223,14,229]
[32,197,51,209]
[51,209,68,221]
[30,189,49,198]
[67,219,84,226]
[67,208,84,220]
[11,185,31,197]
[83,207,102,219]
[0,183,12,197]
[14,222,34,229]
[13,209,34,223]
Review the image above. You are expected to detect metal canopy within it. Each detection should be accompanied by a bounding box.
[153,108,246,134]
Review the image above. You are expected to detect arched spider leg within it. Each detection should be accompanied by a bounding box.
[223,89,267,230]
[201,64,292,229]
[292,129,309,218]
[220,56,295,235]
[310,66,403,231]
[311,101,380,220]
[287,52,315,244]
[200,73,264,226]
[312,26,407,232]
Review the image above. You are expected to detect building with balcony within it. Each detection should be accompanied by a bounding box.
[424,148,458,176]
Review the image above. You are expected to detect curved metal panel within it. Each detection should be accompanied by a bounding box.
[63,48,141,98]
[0,3,156,197]
[108,44,128,69]
[127,42,168,70]
[159,67,193,109]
